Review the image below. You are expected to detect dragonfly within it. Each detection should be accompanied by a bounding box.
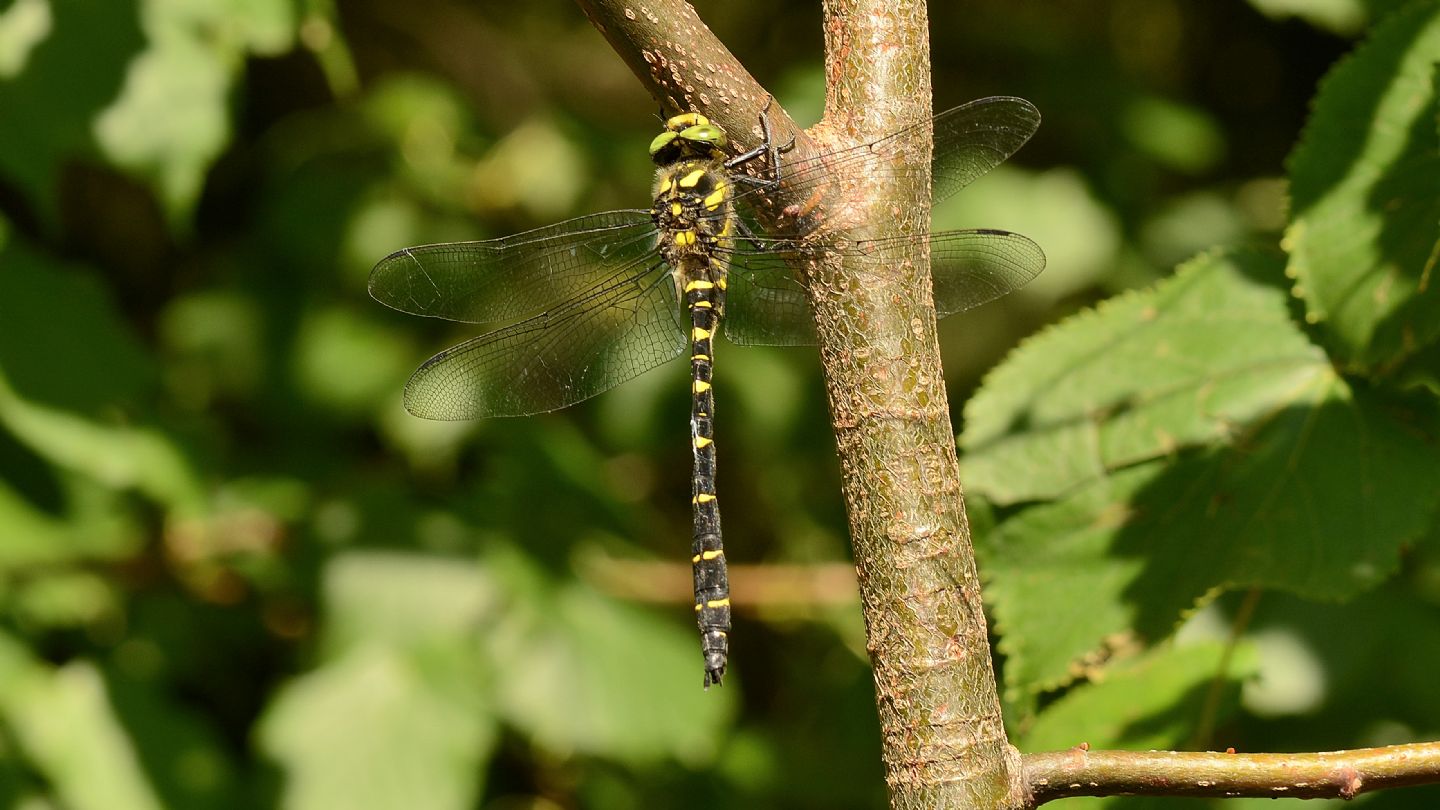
[369,96,1045,688]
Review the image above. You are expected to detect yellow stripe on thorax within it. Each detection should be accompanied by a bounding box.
[702,184,727,211]
[678,168,707,188]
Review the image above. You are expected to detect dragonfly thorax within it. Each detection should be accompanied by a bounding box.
[652,156,734,272]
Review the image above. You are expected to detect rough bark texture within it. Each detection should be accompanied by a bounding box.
[810,2,1020,808]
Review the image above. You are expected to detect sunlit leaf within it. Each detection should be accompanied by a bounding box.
[93,0,295,222]
[970,251,1440,695]
[1285,1,1440,372]
[260,647,495,810]
[485,546,736,765]
[1247,0,1370,34]
[259,552,498,810]
[0,634,165,810]
[292,307,416,417]
[318,551,498,656]
[0,0,142,223]
[0,0,51,78]
[1019,642,1256,752]
[963,250,1328,505]
[0,377,204,513]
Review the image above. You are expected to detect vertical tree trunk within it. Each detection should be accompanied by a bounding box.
[808,2,1021,807]
[577,1,1021,806]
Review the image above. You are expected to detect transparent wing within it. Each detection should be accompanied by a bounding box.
[368,210,657,324]
[929,229,1046,316]
[720,228,1045,347]
[403,260,686,419]
[723,250,815,346]
[728,96,1040,218]
[929,97,1041,204]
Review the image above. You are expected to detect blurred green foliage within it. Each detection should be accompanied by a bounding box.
[0,0,1437,809]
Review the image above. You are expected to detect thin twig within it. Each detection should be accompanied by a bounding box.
[1024,743,1440,804]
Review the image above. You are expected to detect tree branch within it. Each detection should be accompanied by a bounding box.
[575,1,1018,807]
[811,2,1020,808]
[1024,743,1440,804]
[573,0,805,171]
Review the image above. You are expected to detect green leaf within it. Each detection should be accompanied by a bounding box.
[1019,642,1256,752]
[0,243,153,412]
[0,634,165,810]
[92,0,295,222]
[292,306,416,417]
[259,646,496,810]
[0,0,295,226]
[969,251,1440,696]
[0,0,143,224]
[1246,0,1388,35]
[0,475,140,570]
[0,245,203,514]
[485,545,737,765]
[318,551,499,657]
[1285,0,1440,372]
[962,249,1328,505]
[0,380,205,514]
[991,384,1439,696]
[0,0,52,78]
[258,552,498,810]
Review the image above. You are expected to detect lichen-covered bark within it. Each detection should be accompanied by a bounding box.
[810,2,1021,807]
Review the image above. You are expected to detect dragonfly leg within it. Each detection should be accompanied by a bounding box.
[725,96,795,190]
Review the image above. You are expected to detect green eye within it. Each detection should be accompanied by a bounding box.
[648,130,678,156]
[680,123,727,149]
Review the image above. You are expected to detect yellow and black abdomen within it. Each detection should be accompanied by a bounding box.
[651,154,737,688]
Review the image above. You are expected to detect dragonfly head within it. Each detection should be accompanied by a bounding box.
[649,113,729,164]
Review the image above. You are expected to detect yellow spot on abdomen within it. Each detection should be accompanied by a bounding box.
[684,279,715,292]
[701,549,723,560]
[705,598,730,609]
[694,435,713,448]
[693,493,716,504]
[691,327,711,340]
[692,379,711,393]
[691,300,713,308]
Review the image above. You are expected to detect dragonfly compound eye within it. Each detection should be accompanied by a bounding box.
[649,130,679,158]
[679,123,728,151]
